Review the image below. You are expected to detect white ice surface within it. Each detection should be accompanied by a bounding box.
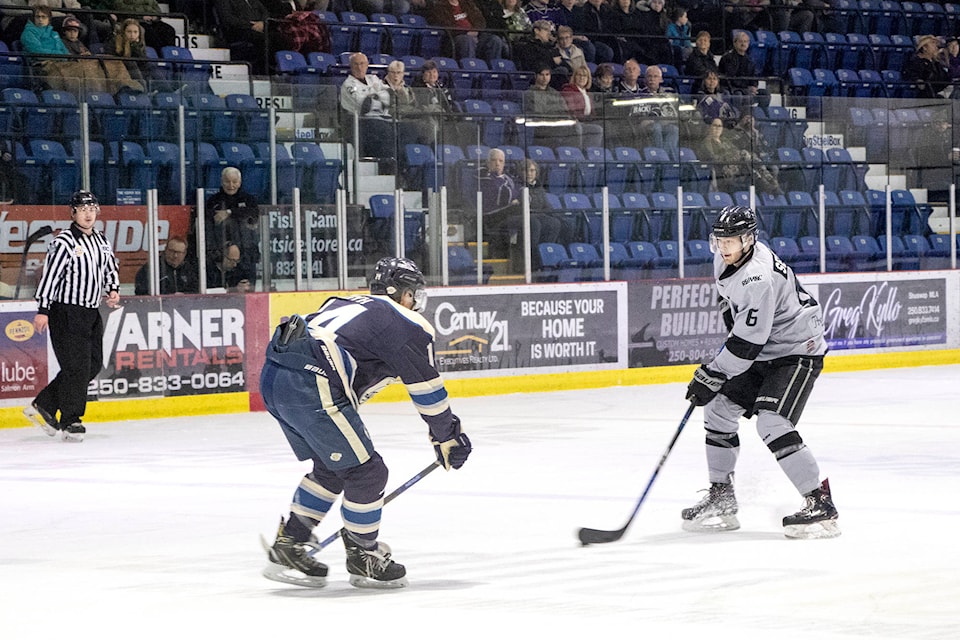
[2,366,959,639]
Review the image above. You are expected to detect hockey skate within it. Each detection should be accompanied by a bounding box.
[681,474,740,532]
[343,531,408,589]
[261,518,329,588]
[23,402,59,437]
[783,479,840,539]
[60,422,85,443]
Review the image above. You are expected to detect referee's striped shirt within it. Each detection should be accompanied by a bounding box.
[35,223,120,313]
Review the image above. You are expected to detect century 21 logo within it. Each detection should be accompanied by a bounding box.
[432,301,511,352]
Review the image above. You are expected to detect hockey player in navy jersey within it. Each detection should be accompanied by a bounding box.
[682,206,840,539]
[260,257,472,588]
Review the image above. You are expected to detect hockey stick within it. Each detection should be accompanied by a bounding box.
[307,460,442,555]
[577,402,696,546]
[13,225,53,299]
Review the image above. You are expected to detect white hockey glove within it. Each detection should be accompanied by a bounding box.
[432,416,472,470]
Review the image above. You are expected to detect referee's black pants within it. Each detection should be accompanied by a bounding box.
[35,302,104,426]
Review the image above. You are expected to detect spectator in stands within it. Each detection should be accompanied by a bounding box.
[635,64,680,160]
[593,62,615,93]
[521,158,567,244]
[341,52,398,171]
[514,19,569,87]
[769,0,815,35]
[55,15,109,93]
[904,35,952,99]
[427,0,506,63]
[685,30,717,88]
[635,0,672,67]
[524,64,578,146]
[616,56,643,93]
[385,59,428,145]
[109,0,177,51]
[105,18,151,89]
[727,110,774,162]
[579,0,617,64]
[206,242,254,292]
[556,0,607,64]
[724,0,771,33]
[135,236,199,295]
[698,117,748,194]
[695,70,738,125]
[478,148,553,259]
[501,0,533,44]
[412,59,469,146]
[20,5,74,91]
[561,63,604,148]
[205,167,261,286]
[719,30,768,109]
[665,6,691,68]
[1,0,33,46]
[555,25,586,72]
[215,0,269,75]
[607,0,645,64]
[942,37,960,84]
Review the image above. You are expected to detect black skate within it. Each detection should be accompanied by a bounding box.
[681,474,740,532]
[24,402,59,437]
[783,478,840,539]
[60,422,85,443]
[343,531,407,589]
[261,518,329,588]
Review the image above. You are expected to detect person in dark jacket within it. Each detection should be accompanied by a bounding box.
[205,167,261,286]
[903,34,952,99]
[135,236,199,295]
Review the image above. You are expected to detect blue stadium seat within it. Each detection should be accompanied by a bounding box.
[567,242,604,281]
[770,236,818,272]
[537,242,580,282]
[290,142,342,204]
[225,94,270,141]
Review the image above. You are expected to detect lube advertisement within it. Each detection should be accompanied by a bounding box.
[427,284,626,374]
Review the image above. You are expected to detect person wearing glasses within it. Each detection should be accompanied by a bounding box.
[134,236,198,295]
[206,242,253,293]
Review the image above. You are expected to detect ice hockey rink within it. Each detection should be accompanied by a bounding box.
[2,364,958,639]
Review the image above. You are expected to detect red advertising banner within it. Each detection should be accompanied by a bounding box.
[0,205,193,294]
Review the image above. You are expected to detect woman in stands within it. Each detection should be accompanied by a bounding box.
[105,18,150,87]
[560,64,604,149]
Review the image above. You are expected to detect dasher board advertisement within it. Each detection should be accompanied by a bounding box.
[0,302,47,404]
[93,295,249,400]
[819,278,948,350]
[427,283,627,376]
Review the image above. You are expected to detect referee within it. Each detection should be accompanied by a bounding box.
[23,191,120,442]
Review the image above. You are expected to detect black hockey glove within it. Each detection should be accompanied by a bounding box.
[686,365,726,406]
[432,416,472,470]
[718,297,734,333]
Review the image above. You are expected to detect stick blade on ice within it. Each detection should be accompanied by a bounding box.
[577,526,626,545]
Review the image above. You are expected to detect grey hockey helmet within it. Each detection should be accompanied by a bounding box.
[370,257,428,312]
[70,190,99,211]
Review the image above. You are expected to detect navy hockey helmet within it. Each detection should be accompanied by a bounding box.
[370,257,428,312]
[70,190,99,211]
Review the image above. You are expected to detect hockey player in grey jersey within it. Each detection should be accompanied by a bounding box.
[682,206,840,539]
